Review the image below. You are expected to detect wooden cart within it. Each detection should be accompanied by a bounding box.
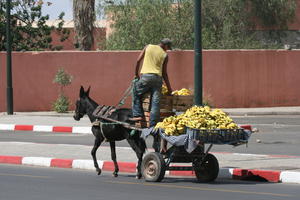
[141,128,252,182]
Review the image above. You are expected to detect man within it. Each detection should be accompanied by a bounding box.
[130,38,172,128]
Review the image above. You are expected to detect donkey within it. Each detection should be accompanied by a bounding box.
[73,86,147,179]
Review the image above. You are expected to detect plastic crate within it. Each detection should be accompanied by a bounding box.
[186,128,249,144]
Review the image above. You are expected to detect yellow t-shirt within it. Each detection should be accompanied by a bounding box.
[140,44,167,76]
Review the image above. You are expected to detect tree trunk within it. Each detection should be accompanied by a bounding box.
[73,0,95,50]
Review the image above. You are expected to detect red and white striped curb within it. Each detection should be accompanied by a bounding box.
[0,124,92,134]
[1,155,299,184]
[213,152,300,159]
[0,124,253,134]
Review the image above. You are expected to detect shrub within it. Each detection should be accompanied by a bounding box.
[52,94,70,113]
[52,68,73,113]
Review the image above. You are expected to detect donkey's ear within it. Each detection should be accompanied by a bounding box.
[80,86,85,97]
[86,86,91,96]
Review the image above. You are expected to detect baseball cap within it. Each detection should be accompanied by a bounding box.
[161,38,172,50]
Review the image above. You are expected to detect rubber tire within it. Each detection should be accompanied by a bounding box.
[194,153,219,183]
[142,152,166,182]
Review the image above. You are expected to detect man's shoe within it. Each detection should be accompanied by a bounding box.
[128,117,143,121]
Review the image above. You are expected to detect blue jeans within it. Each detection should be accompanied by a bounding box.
[132,74,162,127]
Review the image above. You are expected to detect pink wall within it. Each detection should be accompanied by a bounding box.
[203,50,300,107]
[0,50,300,112]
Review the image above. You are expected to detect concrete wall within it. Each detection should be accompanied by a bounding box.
[0,50,299,112]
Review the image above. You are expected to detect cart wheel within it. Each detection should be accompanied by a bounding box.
[194,153,219,183]
[142,152,166,182]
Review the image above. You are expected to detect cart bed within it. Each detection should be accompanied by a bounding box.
[142,127,252,153]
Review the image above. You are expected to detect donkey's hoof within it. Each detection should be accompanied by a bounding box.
[96,168,102,175]
[112,172,118,177]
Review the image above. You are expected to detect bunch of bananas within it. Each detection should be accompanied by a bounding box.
[161,85,169,95]
[155,106,238,136]
[172,88,192,96]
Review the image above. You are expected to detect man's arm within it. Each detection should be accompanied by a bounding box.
[134,46,147,79]
[162,55,172,95]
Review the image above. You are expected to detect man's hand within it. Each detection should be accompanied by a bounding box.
[166,87,172,96]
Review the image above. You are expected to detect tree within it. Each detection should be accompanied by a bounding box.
[202,0,256,49]
[73,0,95,50]
[202,0,297,49]
[101,0,191,50]
[98,0,296,50]
[0,0,70,51]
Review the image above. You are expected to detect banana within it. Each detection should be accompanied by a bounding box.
[161,85,169,95]
[162,86,192,96]
[155,105,239,136]
[171,88,192,96]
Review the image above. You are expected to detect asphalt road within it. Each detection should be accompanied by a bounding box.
[0,164,299,200]
[0,115,299,156]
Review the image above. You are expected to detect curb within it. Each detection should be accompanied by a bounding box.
[1,155,299,184]
[224,111,300,116]
[0,124,252,134]
[3,109,300,117]
[0,124,92,134]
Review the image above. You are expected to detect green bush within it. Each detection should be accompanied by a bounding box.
[52,94,70,113]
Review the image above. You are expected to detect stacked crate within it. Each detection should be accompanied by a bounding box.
[172,95,194,112]
[136,93,174,128]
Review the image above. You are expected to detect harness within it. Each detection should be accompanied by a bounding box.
[91,79,141,139]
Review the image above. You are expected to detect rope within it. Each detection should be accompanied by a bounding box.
[100,122,120,125]
[100,122,108,141]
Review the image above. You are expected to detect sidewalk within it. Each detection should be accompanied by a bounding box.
[223,106,300,116]
[1,106,300,184]
[1,106,300,132]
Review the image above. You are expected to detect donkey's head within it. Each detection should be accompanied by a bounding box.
[73,86,91,121]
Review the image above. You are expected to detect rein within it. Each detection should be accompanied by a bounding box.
[97,115,142,131]
[115,78,138,109]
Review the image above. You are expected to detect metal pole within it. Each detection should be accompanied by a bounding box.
[6,0,13,114]
[194,0,203,106]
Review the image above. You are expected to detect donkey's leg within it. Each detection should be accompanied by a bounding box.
[110,141,119,177]
[135,150,143,179]
[152,134,161,152]
[91,136,104,175]
[127,138,143,179]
